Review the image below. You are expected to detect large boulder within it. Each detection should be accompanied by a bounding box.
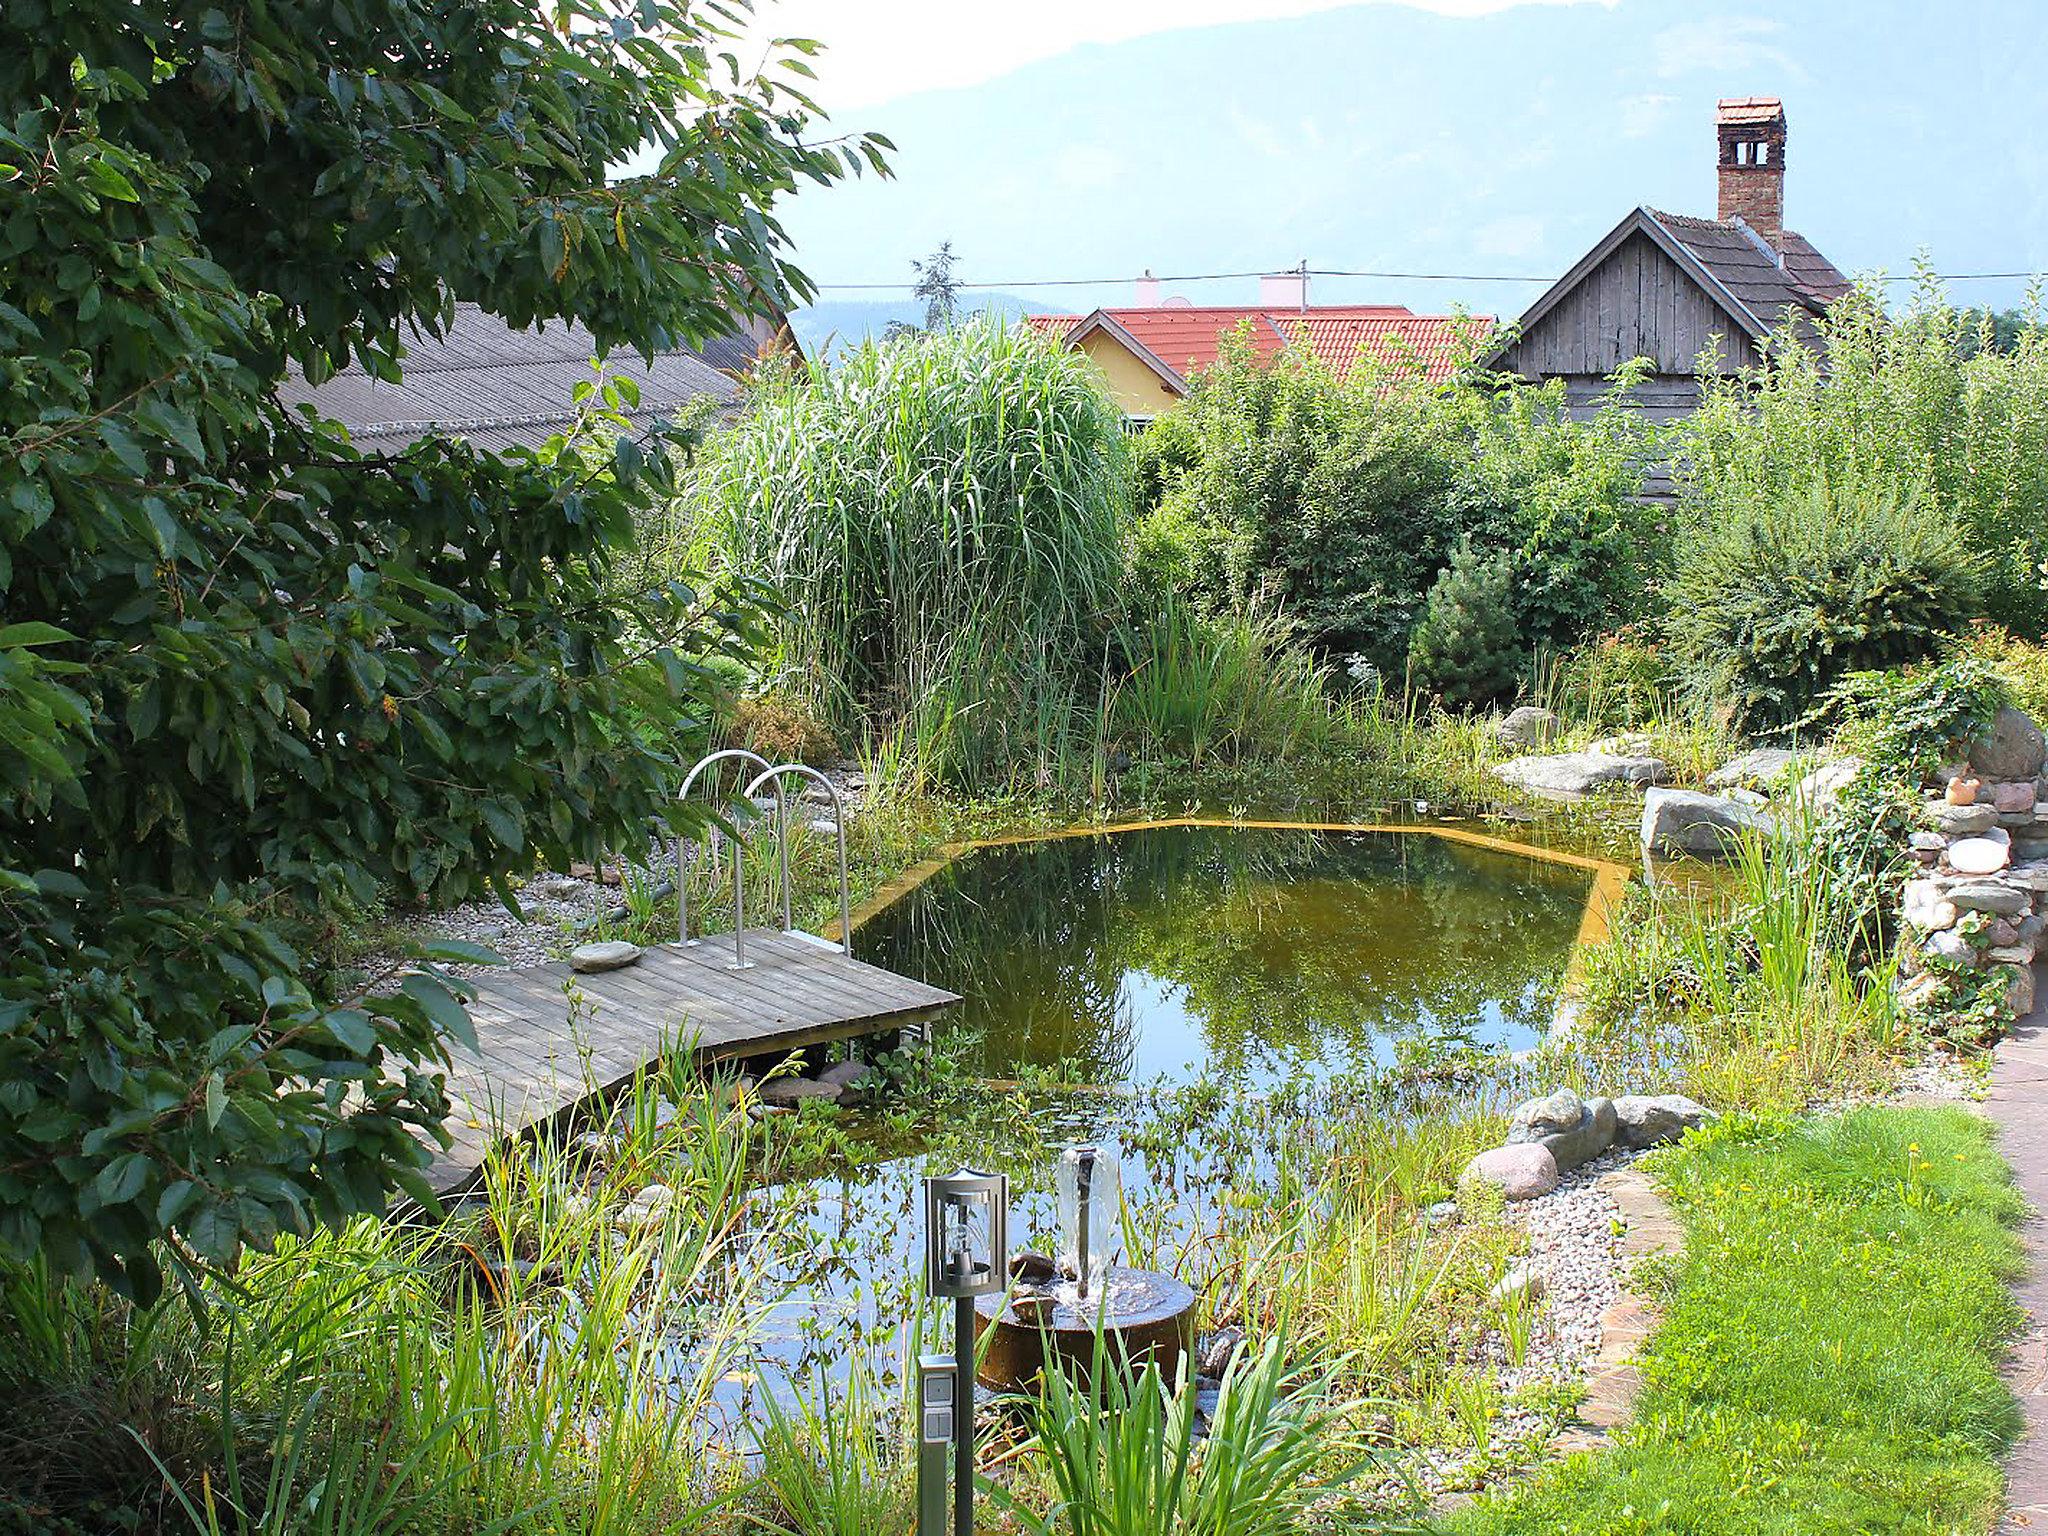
[1791,757,1864,814]
[1707,747,1804,792]
[1506,1088,1617,1172]
[1611,1094,1717,1150]
[1641,788,1770,857]
[1497,706,1562,749]
[1460,1143,1559,1202]
[1494,751,1671,801]
[757,1076,845,1109]
[1971,708,2048,783]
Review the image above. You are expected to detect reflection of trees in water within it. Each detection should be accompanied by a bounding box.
[859,828,1592,1082]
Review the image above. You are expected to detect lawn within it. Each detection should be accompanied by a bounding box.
[1449,1105,2026,1535]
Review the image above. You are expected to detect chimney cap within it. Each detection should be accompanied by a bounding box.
[1716,96,1785,126]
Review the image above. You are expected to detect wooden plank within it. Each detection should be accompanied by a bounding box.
[420,932,959,1195]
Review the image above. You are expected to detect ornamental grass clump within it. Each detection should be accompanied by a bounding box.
[686,318,1130,791]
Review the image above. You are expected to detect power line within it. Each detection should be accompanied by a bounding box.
[810,264,2043,292]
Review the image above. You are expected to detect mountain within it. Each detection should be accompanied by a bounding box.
[776,0,2048,319]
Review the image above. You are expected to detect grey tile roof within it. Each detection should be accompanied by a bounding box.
[1644,208,1853,342]
[278,303,759,452]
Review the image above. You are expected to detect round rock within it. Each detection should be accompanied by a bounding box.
[1949,837,2012,876]
[1461,1143,1559,1202]
[1971,707,2048,783]
[570,940,644,973]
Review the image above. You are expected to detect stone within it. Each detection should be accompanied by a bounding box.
[756,1075,844,1109]
[1507,1088,1616,1172]
[2016,839,2048,864]
[1707,747,1804,791]
[1494,751,1671,800]
[2005,964,2038,1016]
[1949,880,2031,917]
[1009,1251,1058,1284]
[1497,706,1562,748]
[1898,973,1948,1013]
[1641,787,1770,857]
[808,817,840,837]
[818,1059,876,1104]
[1910,831,1950,853]
[1590,733,1655,757]
[1989,944,2039,966]
[1792,756,1863,813]
[1971,707,2048,782]
[1949,837,2012,876]
[1926,802,2000,837]
[1460,1143,1559,1202]
[615,1183,675,1231]
[1423,1199,1460,1227]
[1198,1326,1247,1378]
[1987,919,2023,948]
[529,875,584,900]
[1992,781,2039,814]
[570,940,643,973]
[1489,1263,1546,1305]
[1927,928,1978,964]
[1611,1093,1717,1150]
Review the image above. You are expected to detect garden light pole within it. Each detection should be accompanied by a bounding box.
[923,1168,1008,1536]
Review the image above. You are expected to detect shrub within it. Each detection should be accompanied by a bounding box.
[1663,480,1981,729]
[1677,271,2048,632]
[1406,541,1523,711]
[1141,330,1653,673]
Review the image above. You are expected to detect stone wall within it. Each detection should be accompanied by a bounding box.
[1898,707,2048,1038]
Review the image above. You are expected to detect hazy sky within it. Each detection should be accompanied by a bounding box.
[721,0,2047,319]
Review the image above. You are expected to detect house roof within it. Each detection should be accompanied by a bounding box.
[1032,304,1488,391]
[278,302,789,452]
[1716,95,1785,126]
[1490,205,1851,368]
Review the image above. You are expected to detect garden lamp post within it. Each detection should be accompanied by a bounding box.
[923,1168,1007,1536]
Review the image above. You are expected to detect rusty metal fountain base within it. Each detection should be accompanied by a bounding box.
[973,1265,1198,1392]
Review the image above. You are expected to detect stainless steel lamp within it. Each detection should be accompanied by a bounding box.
[922,1169,1008,1536]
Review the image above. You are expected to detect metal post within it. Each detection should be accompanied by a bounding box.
[954,1293,976,1536]
[676,832,689,943]
[916,1353,953,1536]
[728,811,750,969]
[776,789,793,932]
[1076,1146,1095,1303]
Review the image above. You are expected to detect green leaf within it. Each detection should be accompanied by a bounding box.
[96,1152,150,1206]
[81,156,139,202]
[204,1072,227,1130]
[401,973,478,1052]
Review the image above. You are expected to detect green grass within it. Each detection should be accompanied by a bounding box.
[1446,1105,2025,1535]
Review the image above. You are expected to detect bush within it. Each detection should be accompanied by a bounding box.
[1406,541,1522,710]
[1664,480,1981,729]
[1677,271,2048,632]
[1139,330,1653,673]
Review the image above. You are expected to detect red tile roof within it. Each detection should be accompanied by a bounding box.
[1029,304,1490,388]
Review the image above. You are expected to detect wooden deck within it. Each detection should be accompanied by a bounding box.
[426,929,959,1195]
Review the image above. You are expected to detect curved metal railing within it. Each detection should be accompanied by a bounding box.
[674,750,851,967]
[743,762,853,954]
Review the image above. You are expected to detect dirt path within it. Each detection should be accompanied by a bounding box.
[1985,965,2048,1530]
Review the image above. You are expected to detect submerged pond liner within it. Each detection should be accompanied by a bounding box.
[847,821,1626,1085]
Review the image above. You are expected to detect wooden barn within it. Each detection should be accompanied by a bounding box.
[1487,97,1851,429]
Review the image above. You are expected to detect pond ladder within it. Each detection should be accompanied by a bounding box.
[675,749,852,970]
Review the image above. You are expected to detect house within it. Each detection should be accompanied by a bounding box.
[1486,97,1852,426]
[279,300,797,452]
[1030,274,1489,425]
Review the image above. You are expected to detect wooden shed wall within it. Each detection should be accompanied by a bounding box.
[1497,231,1759,381]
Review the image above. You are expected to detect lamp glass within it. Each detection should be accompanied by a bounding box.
[925,1169,1007,1298]
[1056,1143,1119,1295]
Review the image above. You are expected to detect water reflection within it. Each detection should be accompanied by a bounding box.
[856,826,1595,1085]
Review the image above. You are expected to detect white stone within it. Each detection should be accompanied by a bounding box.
[1904,879,1959,932]
[1708,747,1804,792]
[1948,837,2011,876]
[1497,706,1562,749]
[1489,1263,1546,1305]
[1611,1093,1717,1150]
[1641,788,1772,858]
[1494,751,1670,800]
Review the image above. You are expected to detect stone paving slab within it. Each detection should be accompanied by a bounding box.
[1577,1165,1684,1434]
[1986,962,2048,1531]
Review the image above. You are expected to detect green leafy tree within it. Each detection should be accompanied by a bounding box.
[0,0,882,1299]
[1406,540,1523,711]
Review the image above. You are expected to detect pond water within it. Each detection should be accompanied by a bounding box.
[703,824,1603,1418]
[855,824,1599,1085]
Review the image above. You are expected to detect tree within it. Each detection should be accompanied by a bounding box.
[1406,540,1523,711]
[913,241,963,331]
[0,0,884,1300]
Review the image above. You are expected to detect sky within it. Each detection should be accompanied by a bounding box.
[719,0,2048,330]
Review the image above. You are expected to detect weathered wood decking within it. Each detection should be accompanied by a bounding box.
[426,929,959,1195]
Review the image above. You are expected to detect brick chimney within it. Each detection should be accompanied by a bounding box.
[1716,96,1786,250]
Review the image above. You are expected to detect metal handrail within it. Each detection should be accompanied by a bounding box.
[743,763,854,953]
[675,748,777,969]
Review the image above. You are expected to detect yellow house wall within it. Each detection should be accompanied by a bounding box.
[1073,331,1184,418]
